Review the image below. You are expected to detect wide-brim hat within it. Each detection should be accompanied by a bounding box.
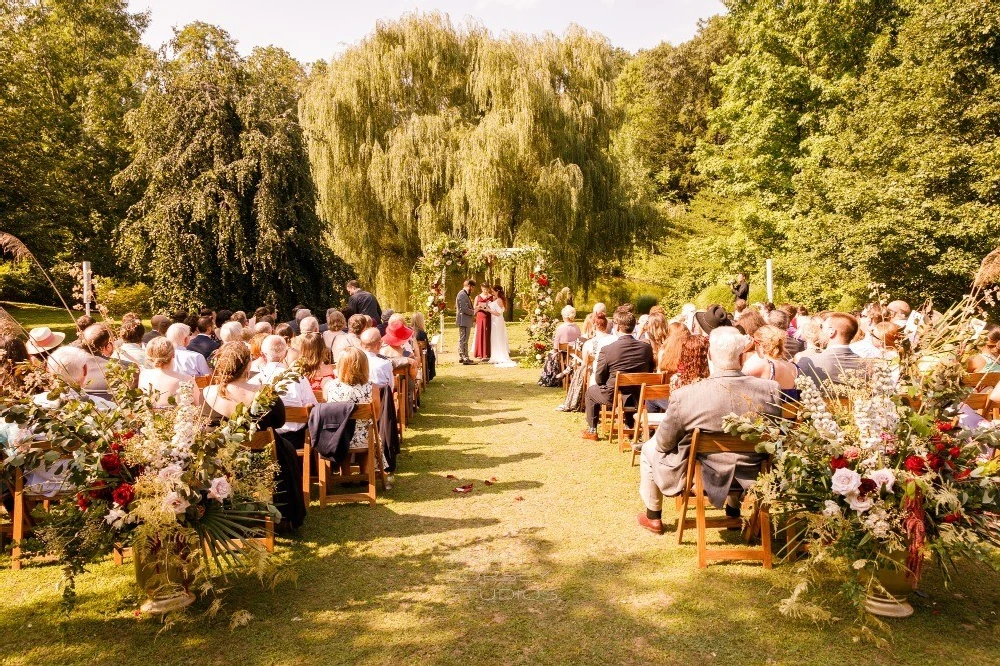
[26,327,66,354]
[383,319,414,346]
[694,305,731,334]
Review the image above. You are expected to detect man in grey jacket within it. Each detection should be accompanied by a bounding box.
[797,312,863,386]
[455,279,476,365]
[637,326,782,534]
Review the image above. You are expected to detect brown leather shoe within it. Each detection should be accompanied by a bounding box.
[581,429,599,441]
[637,512,664,535]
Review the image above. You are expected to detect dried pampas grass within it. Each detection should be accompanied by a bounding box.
[973,247,1000,287]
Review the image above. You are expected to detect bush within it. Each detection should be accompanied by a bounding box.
[634,294,659,314]
[0,259,52,304]
[96,278,153,318]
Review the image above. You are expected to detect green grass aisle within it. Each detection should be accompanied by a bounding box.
[1,333,999,665]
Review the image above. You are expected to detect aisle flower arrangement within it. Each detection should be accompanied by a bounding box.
[1,362,291,613]
[724,298,1000,621]
[523,261,556,366]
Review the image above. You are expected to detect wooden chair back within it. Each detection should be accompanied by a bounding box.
[9,440,64,570]
[965,392,998,419]
[283,405,315,508]
[315,397,384,508]
[601,372,667,440]
[630,383,672,464]
[195,374,213,389]
[674,428,773,569]
[393,367,408,437]
[963,372,1000,390]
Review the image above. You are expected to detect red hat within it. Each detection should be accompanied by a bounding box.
[382,319,414,346]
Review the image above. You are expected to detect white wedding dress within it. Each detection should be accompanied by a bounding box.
[488,300,517,368]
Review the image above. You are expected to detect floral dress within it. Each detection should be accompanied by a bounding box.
[323,380,373,450]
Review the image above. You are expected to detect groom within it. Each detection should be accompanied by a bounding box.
[456,279,476,365]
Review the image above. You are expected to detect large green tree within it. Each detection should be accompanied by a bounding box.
[115,23,352,312]
[0,0,149,273]
[300,13,646,306]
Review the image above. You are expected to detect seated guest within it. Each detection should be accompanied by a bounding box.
[871,321,901,361]
[412,312,435,381]
[291,307,312,335]
[732,299,748,322]
[187,316,221,360]
[767,309,802,359]
[742,325,800,402]
[253,320,273,335]
[851,303,887,358]
[378,309,395,336]
[734,308,765,338]
[112,317,147,367]
[582,311,613,386]
[637,326,782,534]
[292,316,320,353]
[323,310,347,353]
[324,347,391,487]
[142,314,170,344]
[274,323,299,363]
[553,306,582,347]
[658,322,690,375]
[25,326,65,362]
[218,321,245,345]
[70,315,95,347]
[80,323,120,396]
[249,335,317,447]
[230,311,249,328]
[593,302,607,317]
[166,323,211,377]
[888,299,911,329]
[332,314,367,361]
[138,337,202,407]
[215,309,232,327]
[967,325,1000,373]
[381,317,417,382]
[793,316,826,363]
[579,313,596,341]
[672,334,710,389]
[299,331,336,391]
[798,313,864,386]
[202,342,304,530]
[582,309,655,440]
[359,328,394,388]
[693,305,731,338]
[249,332,270,373]
[636,314,650,341]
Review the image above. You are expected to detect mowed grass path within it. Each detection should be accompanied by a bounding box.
[1,326,1000,665]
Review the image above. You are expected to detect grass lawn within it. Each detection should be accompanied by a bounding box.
[1,301,82,342]
[1,324,999,665]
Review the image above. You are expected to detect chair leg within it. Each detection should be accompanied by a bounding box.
[676,483,692,545]
[318,459,328,509]
[367,451,377,507]
[301,444,312,509]
[695,463,708,568]
[264,516,275,553]
[760,504,773,570]
[11,471,25,571]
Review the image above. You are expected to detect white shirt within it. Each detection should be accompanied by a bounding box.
[249,361,317,432]
[850,337,880,359]
[365,351,394,387]
[586,332,615,384]
[173,347,211,377]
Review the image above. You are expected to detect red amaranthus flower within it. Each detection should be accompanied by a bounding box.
[903,489,926,585]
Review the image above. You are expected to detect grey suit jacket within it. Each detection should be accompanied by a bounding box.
[455,289,475,329]
[798,345,863,386]
[647,370,782,508]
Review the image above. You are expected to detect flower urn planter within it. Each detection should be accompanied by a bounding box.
[134,538,196,614]
[864,552,915,618]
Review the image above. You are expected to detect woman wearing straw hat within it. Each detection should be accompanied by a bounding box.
[25,327,65,361]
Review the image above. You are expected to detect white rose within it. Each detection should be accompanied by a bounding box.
[535,308,541,315]
[852,559,868,570]
[105,507,127,528]
[158,464,184,484]
[446,260,452,265]
[846,491,873,514]
[535,354,542,360]
[208,476,231,501]
[821,500,841,517]
[867,469,895,492]
[162,491,189,515]
[830,467,861,496]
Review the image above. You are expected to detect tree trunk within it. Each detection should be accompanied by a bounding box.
[506,264,516,321]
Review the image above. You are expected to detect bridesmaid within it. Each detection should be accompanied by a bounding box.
[473,282,493,361]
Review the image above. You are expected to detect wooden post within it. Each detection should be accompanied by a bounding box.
[82,261,92,317]
[765,259,774,303]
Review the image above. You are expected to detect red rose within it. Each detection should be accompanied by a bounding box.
[829,456,849,470]
[100,453,122,476]
[858,478,878,497]
[904,456,926,474]
[534,342,546,351]
[948,446,961,458]
[88,479,111,500]
[926,454,945,471]
[76,493,91,510]
[936,421,956,432]
[538,277,549,287]
[942,512,961,523]
[954,469,972,481]
[935,442,945,452]
[112,483,134,507]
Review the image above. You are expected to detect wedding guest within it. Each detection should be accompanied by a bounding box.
[142,314,170,344]
[851,303,888,358]
[553,306,582,347]
[888,300,911,328]
[346,280,382,322]
[332,314,367,361]
[292,316,320,353]
[636,314,650,342]
[80,323,119,397]
[798,313,863,386]
[112,317,147,367]
[202,342,304,530]
[734,308,765,338]
[382,318,418,384]
[359,328,394,387]
[300,332,336,391]
[323,310,347,353]
[582,309,654,440]
[693,305,731,337]
[767,309,802,359]
[582,311,613,386]
[231,311,249,329]
[275,323,299,363]
[138,337,202,407]
[378,309,394,337]
[637,326,781,534]
[658,322,690,376]
[644,313,669,365]
[593,302,607,317]
[253,321,273,335]
[474,283,493,361]
[187,316,220,360]
[249,332,269,373]
[742,325,800,402]
[968,325,1000,372]
[216,309,232,327]
[732,299,748,322]
[25,326,65,362]
[218,321,245,345]
[250,335,317,448]
[793,316,826,363]
[165,323,211,377]
[412,311,436,381]
[580,313,596,341]
[871,321,901,361]
[671,334,711,392]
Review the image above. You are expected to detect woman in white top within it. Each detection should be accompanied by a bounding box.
[581,311,613,386]
[138,337,202,408]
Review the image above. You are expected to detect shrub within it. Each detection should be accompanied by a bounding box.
[0,259,51,304]
[633,294,659,314]
[97,278,153,318]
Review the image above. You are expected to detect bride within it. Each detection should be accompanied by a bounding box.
[488,285,517,368]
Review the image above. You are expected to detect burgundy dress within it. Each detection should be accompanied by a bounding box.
[474,294,492,359]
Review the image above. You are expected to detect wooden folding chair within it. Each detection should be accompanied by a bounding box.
[8,440,75,570]
[316,398,385,507]
[194,375,213,389]
[962,372,1000,391]
[557,342,572,391]
[612,372,667,450]
[245,429,278,553]
[393,367,408,438]
[419,341,429,386]
[283,405,314,508]
[965,392,998,419]
[630,383,671,465]
[674,429,772,569]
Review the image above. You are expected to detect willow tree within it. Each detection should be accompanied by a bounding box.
[115,23,351,311]
[300,13,645,306]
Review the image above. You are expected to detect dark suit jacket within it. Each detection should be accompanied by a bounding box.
[348,290,382,322]
[798,345,864,386]
[186,334,220,361]
[731,281,749,301]
[594,336,655,400]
